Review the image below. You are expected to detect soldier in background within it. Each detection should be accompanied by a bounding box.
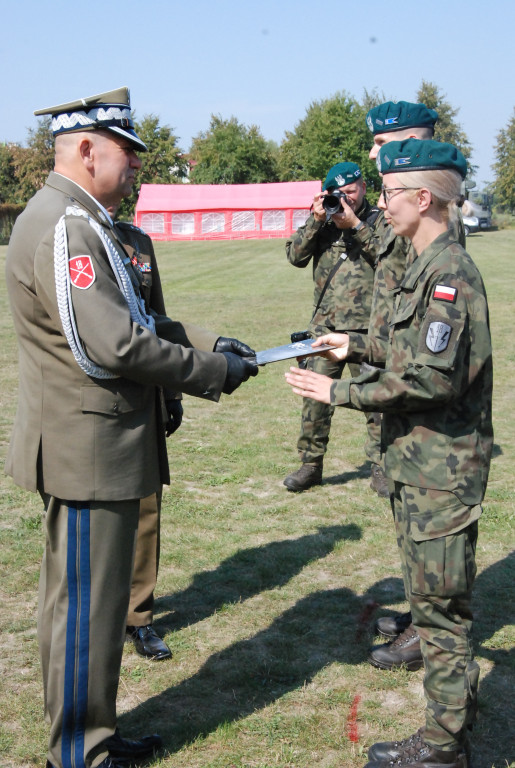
[283,162,386,496]
[112,217,180,662]
[114,219,255,662]
[285,139,492,768]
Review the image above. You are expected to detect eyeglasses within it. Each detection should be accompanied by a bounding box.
[380,186,421,205]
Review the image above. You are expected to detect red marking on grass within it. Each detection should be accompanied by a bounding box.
[346,694,361,743]
[355,599,379,641]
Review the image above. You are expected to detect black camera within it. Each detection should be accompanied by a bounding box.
[290,330,311,343]
[322,190,349,215]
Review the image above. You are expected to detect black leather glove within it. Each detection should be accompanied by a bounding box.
[214,336,256,358]
[165,399,183,436]
[221,351,258,394]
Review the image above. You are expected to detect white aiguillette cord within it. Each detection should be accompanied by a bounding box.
[54,205,156,379]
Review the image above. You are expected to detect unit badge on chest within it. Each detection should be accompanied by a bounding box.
[69,255,96,289]
[426,321,452,353]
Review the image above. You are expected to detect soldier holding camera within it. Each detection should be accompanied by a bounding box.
[284,162,387,494]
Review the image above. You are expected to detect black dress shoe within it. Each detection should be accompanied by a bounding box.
[126,624,172,660]
[104,728,163,760]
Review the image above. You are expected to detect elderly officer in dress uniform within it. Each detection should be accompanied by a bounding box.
[283,162,385,495]
[285,140,492,768]
[5,87,258,768]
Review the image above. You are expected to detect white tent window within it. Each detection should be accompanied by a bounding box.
[292,209,310,230]
[262,210,285,231]
[140,213,165,233]
[202,212,225,233]
[172,213,195,234]
[232,211,256,231]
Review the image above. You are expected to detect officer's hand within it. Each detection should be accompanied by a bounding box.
[214,336,256,358]
[221,351,258,394]
[165,399,183,436]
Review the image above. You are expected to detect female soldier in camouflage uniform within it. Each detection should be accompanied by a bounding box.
[284,139,493,768]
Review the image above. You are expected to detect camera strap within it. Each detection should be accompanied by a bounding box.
[311,257,345,321]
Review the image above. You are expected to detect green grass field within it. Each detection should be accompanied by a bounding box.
[0,231,514,768]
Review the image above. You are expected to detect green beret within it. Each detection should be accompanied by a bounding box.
[34,86,147,152]
[377,139,467,179]
[323,162,362,191]
[366,101,438,135]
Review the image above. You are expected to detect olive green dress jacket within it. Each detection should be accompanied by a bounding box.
[5,172,226,501]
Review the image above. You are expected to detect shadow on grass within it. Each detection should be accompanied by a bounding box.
[472,550,515,767]
[154,524,361,633]
[322,460,371,487]
[121,581,396,753]
[124,540,514,765]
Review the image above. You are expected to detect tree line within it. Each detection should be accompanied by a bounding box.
[1,81,514,227]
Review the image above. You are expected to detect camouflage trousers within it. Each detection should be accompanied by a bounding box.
[391,482,480,751]
[297,353,382,465]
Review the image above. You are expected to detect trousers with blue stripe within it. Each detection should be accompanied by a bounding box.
[39,496,139,768]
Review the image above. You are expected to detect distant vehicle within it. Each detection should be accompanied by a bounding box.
[462,191,492,229]
[462,215,480,236]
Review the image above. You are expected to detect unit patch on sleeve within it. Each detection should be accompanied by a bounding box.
[69,255,96,289]
[433,284,457,303]
[426,321,452,353]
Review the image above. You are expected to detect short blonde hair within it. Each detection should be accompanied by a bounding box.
[398,168,462,224]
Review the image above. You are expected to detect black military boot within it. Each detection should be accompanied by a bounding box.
[283,463,322,492]
[364,729,467,767]
[368,622,423,671]
[375,610,413,640]
[367,727,471,766]
[370,463,389,498]
[367,727,426,761]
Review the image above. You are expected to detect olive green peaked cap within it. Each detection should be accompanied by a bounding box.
[377,139,467,179]
[366,101,438,135]
[34,86,147,152]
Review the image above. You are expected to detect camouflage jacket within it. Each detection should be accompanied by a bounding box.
[285,199,383,335]
[331,230,493,507]
[346,213,467,366]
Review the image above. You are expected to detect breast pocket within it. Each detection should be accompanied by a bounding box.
[80,383,151,417]
[388,293,421,365]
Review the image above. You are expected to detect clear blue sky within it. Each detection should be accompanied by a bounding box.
[2,0,512,187]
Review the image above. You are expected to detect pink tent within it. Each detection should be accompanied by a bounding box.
[133,181,321,241]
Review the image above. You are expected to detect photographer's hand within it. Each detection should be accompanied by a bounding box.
[332,197,361,230]
[312,193,327,223]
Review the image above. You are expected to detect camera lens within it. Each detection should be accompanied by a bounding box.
[322,193,343,215]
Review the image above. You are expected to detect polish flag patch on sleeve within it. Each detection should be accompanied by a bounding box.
[69,255,96,289]
[433,284,457,303]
